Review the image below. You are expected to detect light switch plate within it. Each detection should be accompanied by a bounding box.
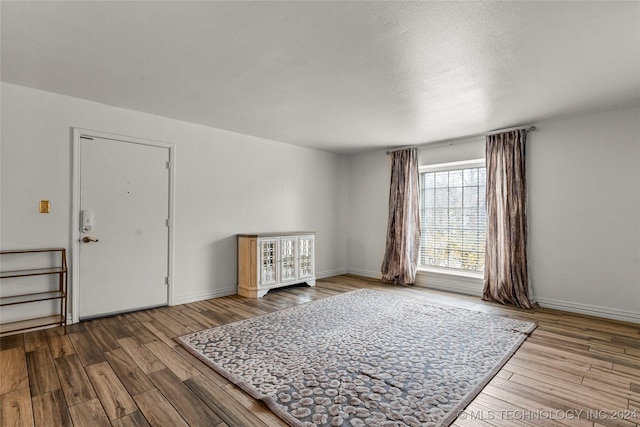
[39,200,50,213]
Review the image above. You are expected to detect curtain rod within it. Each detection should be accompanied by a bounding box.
[385,125,537,155]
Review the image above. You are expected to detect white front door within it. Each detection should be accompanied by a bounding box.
[78,135,170,319]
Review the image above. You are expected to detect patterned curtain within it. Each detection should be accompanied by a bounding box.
[381,148,421,285]
[483,130,535,308]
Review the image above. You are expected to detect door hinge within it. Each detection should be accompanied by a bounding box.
[166,161,171,170]
[165,277,170,286]
[165,219,170,227]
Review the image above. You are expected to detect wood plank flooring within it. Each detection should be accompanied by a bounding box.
[1,275,638,426]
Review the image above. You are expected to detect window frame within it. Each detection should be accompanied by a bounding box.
[418,158,486,278]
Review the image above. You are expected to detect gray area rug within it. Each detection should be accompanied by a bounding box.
[176,289,536,427]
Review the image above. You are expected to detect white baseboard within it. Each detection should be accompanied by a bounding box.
[414,270,483,297]
[534,297,640,324]
[345,268,484,298]
[171,269,347,306]
[172,287,236,306]
[170,275,639,324]
[316,268,348,279]
[415,272,639,323]
[346,268,381,279]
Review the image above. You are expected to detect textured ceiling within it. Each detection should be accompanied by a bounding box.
[1,1,639,153]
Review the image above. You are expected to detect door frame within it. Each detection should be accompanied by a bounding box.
[71,128,176,324]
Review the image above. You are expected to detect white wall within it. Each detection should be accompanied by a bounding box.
[347,106,640,322]
[527,107,640,321]
[0,83,348,318]
[418,138,485,165]
[346,150,390,277]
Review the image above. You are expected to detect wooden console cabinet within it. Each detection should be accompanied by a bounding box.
[0,248,68,336]
[237,232,315,298]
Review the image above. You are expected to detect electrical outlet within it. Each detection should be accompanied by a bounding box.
[39,200,50,213]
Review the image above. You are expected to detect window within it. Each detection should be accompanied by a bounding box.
[419,160,486,272]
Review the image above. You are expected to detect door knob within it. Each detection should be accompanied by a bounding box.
[82,237,99,243]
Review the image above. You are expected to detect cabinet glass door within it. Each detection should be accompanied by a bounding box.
[298,235,314,279]
[279,237,297,282]
[259,239,278,285]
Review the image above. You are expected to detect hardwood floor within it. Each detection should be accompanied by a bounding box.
[1,274,638,426]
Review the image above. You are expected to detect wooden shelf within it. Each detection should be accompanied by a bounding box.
[0,315,65,335]
[0,248,68,336]
[0,291,66,306]
[0,267,67,279]
[0,248,67,255]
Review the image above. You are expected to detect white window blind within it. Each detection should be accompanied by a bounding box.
[420,164,486,272]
